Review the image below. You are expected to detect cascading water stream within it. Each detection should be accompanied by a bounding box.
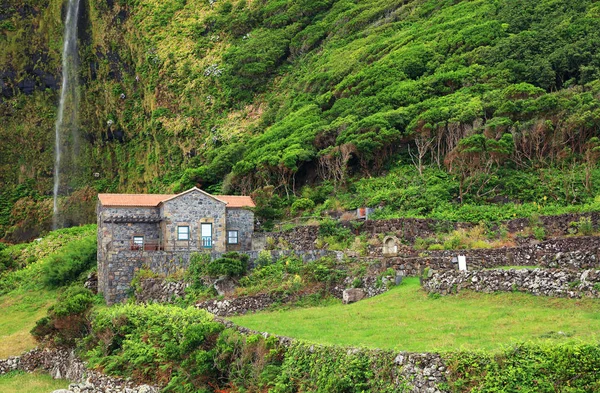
[53,0,81,229]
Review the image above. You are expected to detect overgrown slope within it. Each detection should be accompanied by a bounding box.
[2,0,600,239]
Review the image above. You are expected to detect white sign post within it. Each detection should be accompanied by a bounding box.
[458,255,467,271]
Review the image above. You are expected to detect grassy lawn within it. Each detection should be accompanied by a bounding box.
[0,371,67,393]
[231,278,600,352]
[0,290,55,358]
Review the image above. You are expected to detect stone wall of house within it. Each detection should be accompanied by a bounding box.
[423,268,600,298]
[226,208,254,251]
[161,189,227,252]
[0,348,158,393]
[97,204,162,301]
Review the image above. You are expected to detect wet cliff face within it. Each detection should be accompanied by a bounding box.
[0,0,123,241]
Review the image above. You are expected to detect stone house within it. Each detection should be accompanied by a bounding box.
[96,187,255,304]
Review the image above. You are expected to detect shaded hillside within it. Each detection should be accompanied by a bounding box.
[2,0,600,239]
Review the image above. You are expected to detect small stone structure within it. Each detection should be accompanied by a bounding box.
[382,236,398,256]
[423,268,600,298]
[97,187,255,304]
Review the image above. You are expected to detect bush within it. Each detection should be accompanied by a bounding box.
[206,252,249,278]
[43,236,97,287]
[575,216,594,236]
[291,198,315,214]
[188,252,249,281]
[445,343,600,392]
[85,304,224,389]
[31,285,94,345]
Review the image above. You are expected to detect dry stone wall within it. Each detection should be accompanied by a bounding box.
[423,268,600,298]
[0,349,158,393]
[265,212,600,252]
[215,318,449,393]
[383,236,600,275]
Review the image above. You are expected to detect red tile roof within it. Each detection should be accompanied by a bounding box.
[98,189,255,208]
[97,194,173,207]
[215,195,256,208]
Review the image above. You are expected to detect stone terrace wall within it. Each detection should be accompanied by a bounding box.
[216,318,449,393]
[0,348,157,393]
[137,270,389,313]
[381,236,600,276]
[264,212,600,251]
[105,249,342,304]
[423,269,600,298]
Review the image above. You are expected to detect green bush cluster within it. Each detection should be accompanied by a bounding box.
[234,255,345,299]
[187,251,249,281]
[85,304,224,390]
[31,286,95,345]
[42,236,97,287]
[83,303,405,392]
[445,343,600,392]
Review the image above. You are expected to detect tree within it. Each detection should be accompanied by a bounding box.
[445,133,513,203]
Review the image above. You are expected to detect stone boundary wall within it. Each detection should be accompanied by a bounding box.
[0,348,158,393]
[264,212,600,251]
[1,331,447,393]
[382,236,600,276]
[141,275,389,315]
[423,268,600,298]
[215,317,448,393]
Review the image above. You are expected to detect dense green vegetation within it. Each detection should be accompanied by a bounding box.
[0,225,96,356]
[3,0,600,238]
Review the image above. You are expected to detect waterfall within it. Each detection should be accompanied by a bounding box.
[53,0,81,229]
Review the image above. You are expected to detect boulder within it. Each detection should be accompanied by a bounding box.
[214,276,236,296]
[342,288,365,304]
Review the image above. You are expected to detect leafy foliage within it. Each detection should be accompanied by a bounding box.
[42,236,97,288]
[31,286,95,345]
[445,343,600,392]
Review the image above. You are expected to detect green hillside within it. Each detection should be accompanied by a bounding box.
[2,0,600,239]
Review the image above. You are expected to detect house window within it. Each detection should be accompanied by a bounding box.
[132,236,144,249]
[177,226,190,241]
[201,223,213,248]
[227,230,239,244]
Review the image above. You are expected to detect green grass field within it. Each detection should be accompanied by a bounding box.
[0,371,67,393]
[231,278,600,352]
[0,290,55,358]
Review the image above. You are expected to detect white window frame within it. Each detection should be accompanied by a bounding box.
[177,226,190,241]
[227,230,239,245]
[133,236,144,247]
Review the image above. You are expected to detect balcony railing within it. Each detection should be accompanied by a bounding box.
[124,238,213,252]
[129,240,162,251]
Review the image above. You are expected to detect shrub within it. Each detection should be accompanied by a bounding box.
[43,236,97,287]
[291,198,315,214]
[85,304,224,389]
[186,252,211,288]
[31,285,94,345]
[576,216,594,236]
[533,226,546,240]
[206,252,249,277]
[445,343,600,392]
